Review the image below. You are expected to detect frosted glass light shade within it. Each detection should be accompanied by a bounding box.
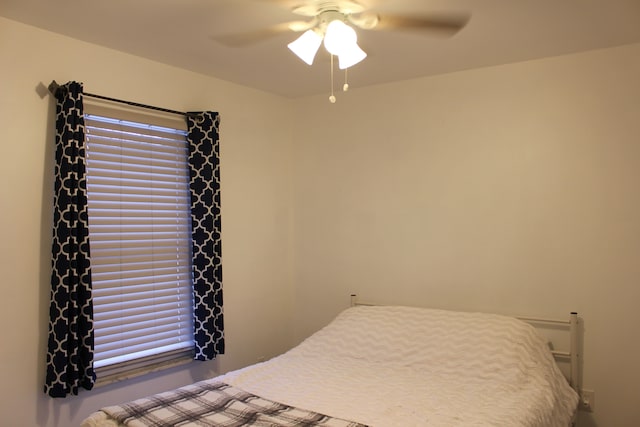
[288,29,323,65]
[338,42,367,69]
[323,20,357,56]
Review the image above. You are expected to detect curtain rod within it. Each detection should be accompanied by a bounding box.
[48,80,196,118]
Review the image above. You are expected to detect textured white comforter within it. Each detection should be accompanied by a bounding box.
[83,305,579,426]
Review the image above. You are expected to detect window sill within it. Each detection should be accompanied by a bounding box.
[94,349,194,388]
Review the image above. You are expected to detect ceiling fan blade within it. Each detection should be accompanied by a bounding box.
[212,21,312,47]
[249,0,297,6]
[373,13,470,36]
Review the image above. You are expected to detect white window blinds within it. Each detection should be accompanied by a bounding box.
[84,108,194,373]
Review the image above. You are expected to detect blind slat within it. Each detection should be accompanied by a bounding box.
[93,280,193,295]
[96,332,193,352]
[96,310,192,329]
[89,239,193,250]
[90,250,191,259]
[92,267,192,284]
[94,299,192,319]
[95,340,192,366]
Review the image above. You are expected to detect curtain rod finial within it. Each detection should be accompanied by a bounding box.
[48,80,60,96]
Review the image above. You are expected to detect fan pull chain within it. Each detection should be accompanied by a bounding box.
[343,67,349,92]
[329,54,336,103]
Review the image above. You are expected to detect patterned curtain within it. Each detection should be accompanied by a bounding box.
[187,112,225,360]
[45,81,95,397]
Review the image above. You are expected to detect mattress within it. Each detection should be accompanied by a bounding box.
[83,305,579,426]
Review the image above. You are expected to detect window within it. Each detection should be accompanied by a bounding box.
[84,103,194,381]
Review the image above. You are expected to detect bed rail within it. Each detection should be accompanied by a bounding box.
[516,313,579,390]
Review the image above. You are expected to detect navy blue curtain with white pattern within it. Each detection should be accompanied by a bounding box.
[45,81,95,397]
[187,112,225,360]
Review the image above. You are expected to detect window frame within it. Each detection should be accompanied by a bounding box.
[83,101,195,385]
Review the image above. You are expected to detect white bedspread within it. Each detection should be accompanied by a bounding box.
[83,305,579,427]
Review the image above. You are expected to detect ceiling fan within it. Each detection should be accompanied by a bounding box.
[214,1,470,53]
[213,0,470,101]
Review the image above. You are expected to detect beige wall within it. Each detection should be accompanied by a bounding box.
[0,17,295,427]
[291,43,640,427]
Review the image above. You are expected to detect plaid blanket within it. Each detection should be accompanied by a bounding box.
[101,381,368,427]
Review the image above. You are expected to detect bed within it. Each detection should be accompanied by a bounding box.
[82,299,580,426]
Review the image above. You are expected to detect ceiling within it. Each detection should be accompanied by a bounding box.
[2,0,640,98]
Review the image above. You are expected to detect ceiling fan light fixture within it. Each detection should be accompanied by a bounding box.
[338,42,367,69]
[287,29,323,65]
[323,19,357,56]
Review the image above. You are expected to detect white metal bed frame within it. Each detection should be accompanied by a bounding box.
[349,294,580,392]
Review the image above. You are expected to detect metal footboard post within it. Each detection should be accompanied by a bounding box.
[570,312,579,390]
